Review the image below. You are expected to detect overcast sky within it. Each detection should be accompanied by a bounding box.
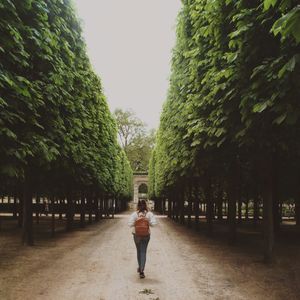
[73,0,181,129]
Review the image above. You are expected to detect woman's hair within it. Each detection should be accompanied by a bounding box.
[137,200,148,212]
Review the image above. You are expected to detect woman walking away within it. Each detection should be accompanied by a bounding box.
[128,200,157,278]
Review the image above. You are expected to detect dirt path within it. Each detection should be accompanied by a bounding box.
[1,213,299,300]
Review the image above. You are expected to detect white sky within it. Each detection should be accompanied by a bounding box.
[73,0,181,129]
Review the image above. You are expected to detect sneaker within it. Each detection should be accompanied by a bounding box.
[139,271,145,279]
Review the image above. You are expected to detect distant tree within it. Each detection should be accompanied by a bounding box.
[114,108,145,149]
[114,109,155,171]
[126,128,156,171]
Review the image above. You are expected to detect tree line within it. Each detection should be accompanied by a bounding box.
[149,0,300,262]
[0,0,132,244]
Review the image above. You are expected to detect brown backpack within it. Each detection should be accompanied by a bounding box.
[135,212,150,237]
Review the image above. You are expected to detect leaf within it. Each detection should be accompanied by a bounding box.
[0,74,14,87]
[253,102,268,113]
[264,0,278,11]
[235,129,246,139]
[278,54,300,78]
[24,0,32,9]
[0,97,8,108]
[191,139,201,147]
[273,113,287,125]
[217,137,226,148]
[0,165,19,178]
[272,6,300,44]
[215,128,226,137]
[292,19,300,43]
[0,128,17,140]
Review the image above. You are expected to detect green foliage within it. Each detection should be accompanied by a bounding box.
[125,129,156,171]
[0,0,132,200]
[264,0,300,43]
[114,108,145,149]
[150,0,300,200]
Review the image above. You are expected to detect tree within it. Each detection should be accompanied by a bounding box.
[114,108,145,149]
[126,128,156,171]
[0,0,132,244]
[150,0,300,263]
[114,108,155,171]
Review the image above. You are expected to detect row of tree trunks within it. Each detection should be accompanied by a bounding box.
[166,194,264,223]
[163,155,280,263]
[12,190,127,245]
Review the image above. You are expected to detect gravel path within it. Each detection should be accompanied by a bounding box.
[1,212,299,300]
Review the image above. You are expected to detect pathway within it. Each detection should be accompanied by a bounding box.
[1,213,299,300]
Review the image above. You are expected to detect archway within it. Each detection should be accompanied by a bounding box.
[133,173,148,203]
[138,183,148,194]
[138,183,148,201]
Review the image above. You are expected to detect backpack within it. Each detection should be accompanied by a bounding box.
[135,211,150,237]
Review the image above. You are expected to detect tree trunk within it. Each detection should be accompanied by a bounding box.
[238,199,242,224]
[111,198,115,219]
[262,157,275,264]
[167,197,172,218]
[80,193,85,228]
[51,196,55,237]
[245,198,249,221]
[194,187,200,230]
[104,197,109,217]
[175,197,179,221]
[187,185,192,227]
[100,195,104,219]
[66,192,74,231]
[162,198,166,215]
[272,163,280,233]
[95,197,100,222]
[205,178,213,236]
[273,194,280,232]
[22,179,34,246]
[217,189,223,221]
[88,196,93,223]
[295,199,300,226]
[36,195,40,224]
[18,194,23,228]
[13,195,17,219]
[228,158,240,244]
[172,200,176,220]
[179,189,185,225]
[227,186,236,244]
[253,197,259,226]
[279,201,282,223]
[59,199,63,220]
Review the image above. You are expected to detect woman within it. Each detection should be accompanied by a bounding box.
[128,200,157,278]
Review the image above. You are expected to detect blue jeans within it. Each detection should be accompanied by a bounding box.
[133,234,150,272]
